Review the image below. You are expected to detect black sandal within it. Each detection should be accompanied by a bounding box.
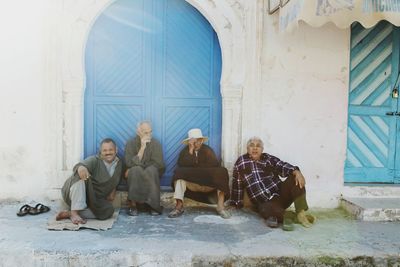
[16,204,32,217]
[168,208,184,218]
[28,203,50,215]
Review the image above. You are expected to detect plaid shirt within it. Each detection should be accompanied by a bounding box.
[230,153,299,207]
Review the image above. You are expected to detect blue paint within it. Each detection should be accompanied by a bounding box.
[84,0,222,186]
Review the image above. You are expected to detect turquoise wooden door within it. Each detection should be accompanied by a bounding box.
[345,21,400,183]
[84,0,222,186]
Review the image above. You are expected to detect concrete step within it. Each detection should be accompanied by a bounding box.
[341,197,400,221]
[341,184,400,198]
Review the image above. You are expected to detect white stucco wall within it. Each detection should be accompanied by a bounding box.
[0,0,352,207]
[252,17,350,207]
[0,1,52,200]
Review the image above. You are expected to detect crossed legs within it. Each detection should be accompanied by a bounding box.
[56,180,95,224]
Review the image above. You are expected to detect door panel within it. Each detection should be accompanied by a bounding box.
[345,21,399,183]
[95,104,144,155]
[164,0,214,98]
[163,104,212,179]
[84,0,222,186]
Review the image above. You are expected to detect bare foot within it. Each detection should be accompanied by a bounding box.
[70,210,86,224]
[175,199,183,211]
[306,214,316,224]
[297,210,312,228]
[216,208,231,219]
[56,210,71,221]
[56,210,86,224]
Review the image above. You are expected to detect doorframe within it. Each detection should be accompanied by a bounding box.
[47,0,264,187]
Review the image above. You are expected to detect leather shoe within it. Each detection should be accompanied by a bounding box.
[266,216,278,228]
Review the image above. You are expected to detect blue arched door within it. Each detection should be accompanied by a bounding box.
[84,0,222,186]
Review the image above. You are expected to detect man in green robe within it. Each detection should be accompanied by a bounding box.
[124,121,165,216]
[56,138,122,224]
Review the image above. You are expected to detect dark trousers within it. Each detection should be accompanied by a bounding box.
[257,175,308,222]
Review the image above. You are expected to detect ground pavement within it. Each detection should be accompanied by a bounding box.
[0,193,399,267]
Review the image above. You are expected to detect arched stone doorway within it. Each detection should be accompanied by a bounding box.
[57,0,257,185]
[84,0,224,185]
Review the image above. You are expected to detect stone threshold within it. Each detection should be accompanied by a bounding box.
[340,197,400,221]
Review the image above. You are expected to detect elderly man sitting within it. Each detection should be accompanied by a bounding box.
[230,137,315,230]
[56,138,122,224]
[168,128,231,219]
[124,121,165,216]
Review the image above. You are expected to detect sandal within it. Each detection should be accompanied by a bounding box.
[28,203,50,215]
[16,204,32,217]
[283,218,294,231]
[127,207,138,216]
[168,208,184,218]
[265,216,278,228]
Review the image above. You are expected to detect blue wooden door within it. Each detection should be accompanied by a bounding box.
[345,21,400,183]
[84,0,222,186]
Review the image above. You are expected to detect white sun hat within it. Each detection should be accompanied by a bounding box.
[182,128,208,144]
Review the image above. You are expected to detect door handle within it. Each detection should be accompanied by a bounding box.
[386,112,395,116]
[396,112,400,116]
[392,88,399,98]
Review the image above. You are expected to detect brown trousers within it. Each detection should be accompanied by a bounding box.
[257,175,308,222]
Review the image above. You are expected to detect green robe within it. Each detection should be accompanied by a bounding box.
[124,136,165,213]
[61,155,122,220]
[124,136,165,174]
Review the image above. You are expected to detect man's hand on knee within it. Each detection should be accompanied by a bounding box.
[107,189,116,201]
[293,170,306,189]
[77,166,90,181]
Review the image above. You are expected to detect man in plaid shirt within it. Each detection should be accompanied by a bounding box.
[230,137,314,230]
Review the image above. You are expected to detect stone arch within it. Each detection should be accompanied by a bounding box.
[60,0,246,174]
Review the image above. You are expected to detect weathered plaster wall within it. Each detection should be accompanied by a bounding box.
[254,14,350,207]
[0,0,255,200]
[0,0,350,207]
[0,1,52,200]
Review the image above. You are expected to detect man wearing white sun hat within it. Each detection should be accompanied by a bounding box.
[169,128,231,219]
